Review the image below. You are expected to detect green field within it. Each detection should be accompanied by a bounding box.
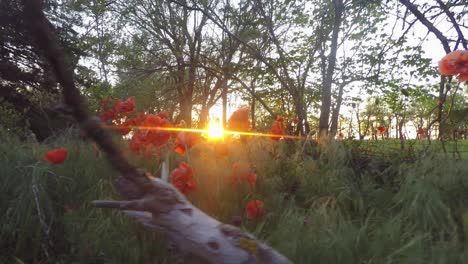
[2,130,468,263]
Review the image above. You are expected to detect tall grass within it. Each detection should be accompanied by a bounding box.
[1,129,468,263]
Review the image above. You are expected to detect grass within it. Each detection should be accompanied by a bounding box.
[1,128,468,263]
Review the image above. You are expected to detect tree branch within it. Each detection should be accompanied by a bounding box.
[398,0,451,53]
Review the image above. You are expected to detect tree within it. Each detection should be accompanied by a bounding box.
[0,0,89,140]
[397,0,467,138]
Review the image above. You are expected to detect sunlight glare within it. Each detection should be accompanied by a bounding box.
[205,119,224,140]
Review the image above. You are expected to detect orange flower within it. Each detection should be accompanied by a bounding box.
[44,148,67,164]
[270,117,286,141]
[245,200,264,219]
[439,50,468,81]
[227,108,250,132]
[170,162,197,194]
[173,132,199,156]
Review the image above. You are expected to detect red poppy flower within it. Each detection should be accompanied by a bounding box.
[117,123,131,135]
[439,50,468,81]
[417,127,425,135]
[116,97,135,115]
[171,162,197,194]
[129,137,142,154]
[136,114,172,147]
[227,108,250,132]
[245,200,264,219]
[377,126,386,134]
[100,109,116,122]
[246,173,257,188]
[230,161,256,187]
[270,118,286,141]
[44,148,68,164]
[338,132,344,140]
[142,145,160,160]
[173,132,199,156]
[157,111,169,119]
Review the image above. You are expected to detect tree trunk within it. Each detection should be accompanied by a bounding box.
[318,0,343,136]
[330,83,345,136]
[198,105,210,128]
[222,78,228,128]
[179,91,193,127]
[293,94,309,136]
[251,85,256,130]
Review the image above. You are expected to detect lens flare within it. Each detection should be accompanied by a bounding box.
[205,119,224,140]
[108,124,304,140]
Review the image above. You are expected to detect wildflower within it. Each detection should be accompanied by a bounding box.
[157,111,169,119]
[129,134,143,154]
[270,116,286,141]
[245,200,264,219]
[100,109,116,122]
[439,50,468,81]
[227,108,250,132]
[115,97,135,116]
[338,132,344,140]
[173,132,199,156]
[417,127,425,135]
[44,148,67,164]
[230,161,256,188]
[171,162,197,194]
[136,113,172,147]
[246,173,257,188]
[377,126,386,134]
[117,119,133,135]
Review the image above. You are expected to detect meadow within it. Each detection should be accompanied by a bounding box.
[2,128,468,264]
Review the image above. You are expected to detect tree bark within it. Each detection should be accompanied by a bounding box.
[318,0,343,136]
[330,83,345,136]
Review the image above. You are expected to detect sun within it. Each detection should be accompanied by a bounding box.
[205,119,224,140]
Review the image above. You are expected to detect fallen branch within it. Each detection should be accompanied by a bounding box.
[22,0,291,262]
